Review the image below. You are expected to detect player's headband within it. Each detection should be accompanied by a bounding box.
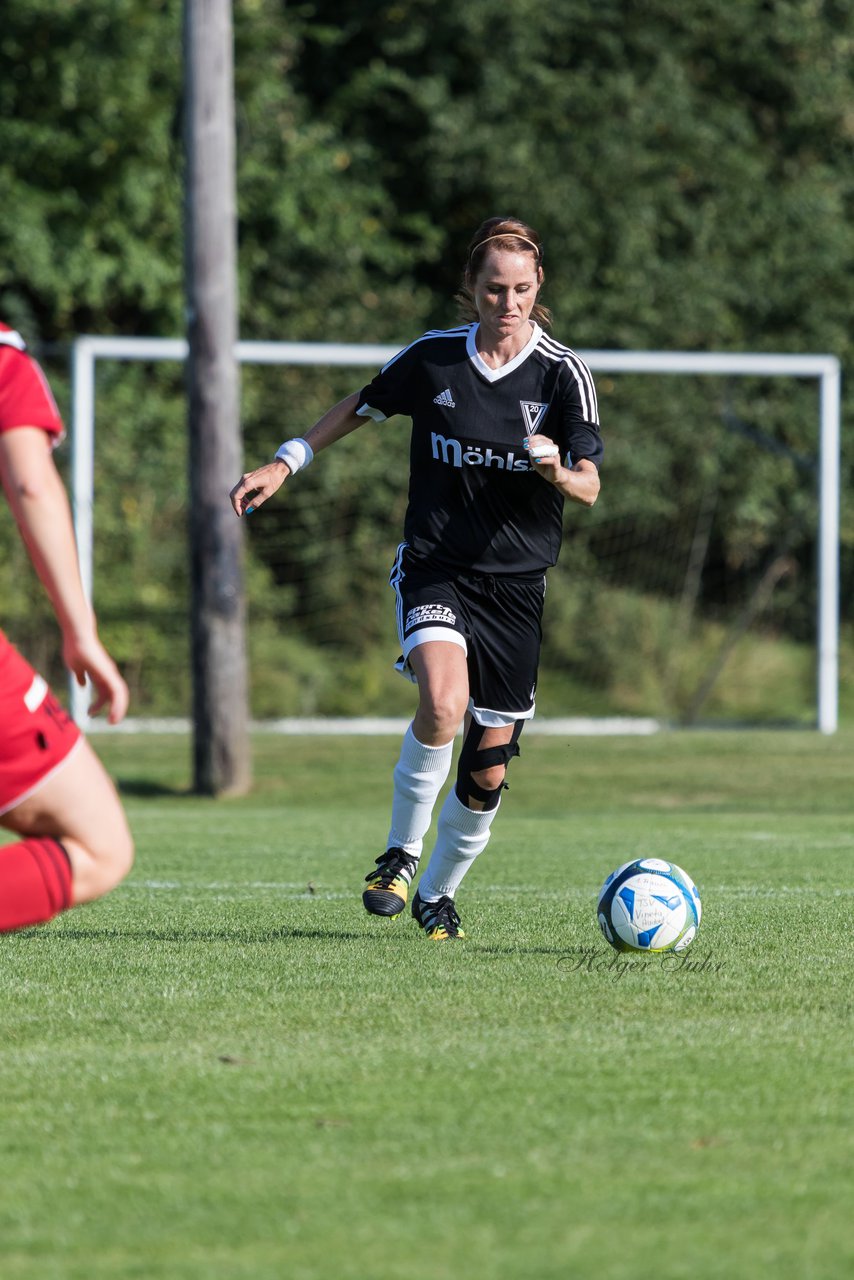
[469,233,543,266]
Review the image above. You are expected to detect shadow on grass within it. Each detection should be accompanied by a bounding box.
[15,926,363,945]
[468,943,577,957]
[115,778,191,799]
[12,923,572,954]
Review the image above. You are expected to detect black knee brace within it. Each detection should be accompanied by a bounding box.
[455,719,524,811]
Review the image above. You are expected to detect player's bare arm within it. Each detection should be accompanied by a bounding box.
[0,426,129,723]
[230,391,367,516]
[526,435,600,507]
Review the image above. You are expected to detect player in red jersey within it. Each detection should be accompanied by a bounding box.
[0,322,133,932]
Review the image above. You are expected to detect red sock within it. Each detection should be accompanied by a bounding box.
[0,837,73,932]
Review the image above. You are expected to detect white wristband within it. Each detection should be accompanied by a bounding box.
[274,437,314,475]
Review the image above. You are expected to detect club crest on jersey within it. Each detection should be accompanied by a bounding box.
[520,401,548,434]
[430,432,531,472]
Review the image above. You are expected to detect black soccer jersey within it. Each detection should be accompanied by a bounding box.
[356,322,603,576]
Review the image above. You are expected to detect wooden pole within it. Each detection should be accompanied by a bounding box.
[183,0,250,795]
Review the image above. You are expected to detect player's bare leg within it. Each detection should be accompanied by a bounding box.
[408,640,470,745]
[2,737,133,924]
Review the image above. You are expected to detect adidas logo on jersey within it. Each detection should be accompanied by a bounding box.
[432,388,456,408]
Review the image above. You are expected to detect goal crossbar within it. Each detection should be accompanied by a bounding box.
[69,337,841,732]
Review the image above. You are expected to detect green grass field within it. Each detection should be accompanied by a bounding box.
[2,729,853,1280]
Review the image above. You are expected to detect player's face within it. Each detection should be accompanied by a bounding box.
[471,249,542,342]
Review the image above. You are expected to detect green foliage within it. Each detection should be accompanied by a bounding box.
[0,0,183,336]
[0,0,852,716]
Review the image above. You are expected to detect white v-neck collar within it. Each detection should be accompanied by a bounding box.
[466,322,542,383]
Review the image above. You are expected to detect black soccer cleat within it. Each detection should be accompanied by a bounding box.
[362,847,419,917]
[411,889,465,941]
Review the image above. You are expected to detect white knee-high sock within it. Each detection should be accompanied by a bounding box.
[386,724,454,859]
[416,790,500,901]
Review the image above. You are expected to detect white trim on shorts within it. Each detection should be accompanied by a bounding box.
[469,700,536,729]
[397,626,536,728]
[0,735,85,818]
[394,626,468,685]
[389,542,537,724]
[393,643,536,727]
[24,673,48,712]
[403,626,467,662]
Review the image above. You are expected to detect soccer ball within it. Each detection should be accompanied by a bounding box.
[597,858,702,954]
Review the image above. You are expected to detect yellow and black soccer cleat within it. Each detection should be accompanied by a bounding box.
[411,890,465,941]
[362,847,418,917]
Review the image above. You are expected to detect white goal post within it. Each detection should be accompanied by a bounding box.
[69,337,841,732]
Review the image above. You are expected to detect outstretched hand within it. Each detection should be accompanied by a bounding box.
[229,460,290,517]
[63,632,129,725]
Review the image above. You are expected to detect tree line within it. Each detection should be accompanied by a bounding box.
[1,0,851,718]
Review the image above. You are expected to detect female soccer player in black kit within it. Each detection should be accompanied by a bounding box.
[230,216,603,940]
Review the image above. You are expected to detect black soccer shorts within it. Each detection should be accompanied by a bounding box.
[389,544,546,727]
